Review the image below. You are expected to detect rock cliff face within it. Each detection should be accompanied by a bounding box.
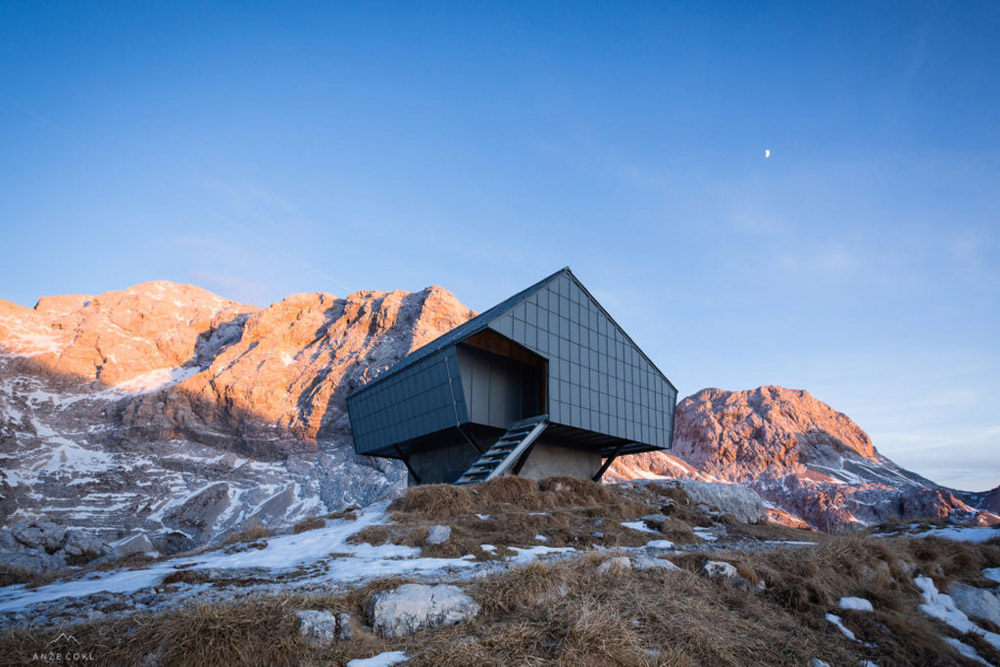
[1,281,995,560]
[0,281,474,556]
[608,386,998,531]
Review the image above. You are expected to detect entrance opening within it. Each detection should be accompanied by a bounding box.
[456,329,546,428]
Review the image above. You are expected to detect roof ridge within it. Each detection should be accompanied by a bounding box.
[351,268,570,394]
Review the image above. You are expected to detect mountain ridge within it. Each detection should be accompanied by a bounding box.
[609,385,996,530]
[1,280,995,566]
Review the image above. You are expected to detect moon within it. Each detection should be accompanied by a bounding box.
[765,149,771,158]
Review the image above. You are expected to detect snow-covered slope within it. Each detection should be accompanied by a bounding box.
[0,282,475,560]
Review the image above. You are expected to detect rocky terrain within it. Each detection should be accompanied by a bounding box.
[1,280,996,576]
[608,386,1000,531]
[1,477,998,666]
[0,281,474,566]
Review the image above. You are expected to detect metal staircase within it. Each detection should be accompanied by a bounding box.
[454,414,549,485]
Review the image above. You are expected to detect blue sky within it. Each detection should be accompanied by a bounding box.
[1,2,997,490]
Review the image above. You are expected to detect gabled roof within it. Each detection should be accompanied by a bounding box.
[352,266,677,396]
[351,267,569,396]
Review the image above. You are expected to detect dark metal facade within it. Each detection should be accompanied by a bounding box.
[347,268,677,458]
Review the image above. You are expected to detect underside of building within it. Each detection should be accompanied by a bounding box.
[346,268,678,485]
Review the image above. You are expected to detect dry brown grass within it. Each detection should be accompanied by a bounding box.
[3,533,998,666]
[3,480,997,666]
[895,535,1000,589]
[718,516,823,544]
[291,516,327,534]
[221,521,274,546]
[0,566,35,588]
[351,476,692,559]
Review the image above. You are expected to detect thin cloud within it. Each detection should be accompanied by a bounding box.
[181,196,352,294]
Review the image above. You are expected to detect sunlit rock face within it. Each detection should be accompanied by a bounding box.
[1,279,995,552]
[0,281,475,553]
[609,386,999,531]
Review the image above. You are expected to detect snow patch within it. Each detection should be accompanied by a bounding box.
[646,539,675,549]
[621,521,657,534]
[116,366,201,393]
[915,575,1000,650]
[825,613,857,641]
[507,546,575,564]
[943,638,990,665]
[692,527,718,541]
[347,651,409,667]
[838,597,874,612]
[913,526,1000,544]
[983,567,1000,584]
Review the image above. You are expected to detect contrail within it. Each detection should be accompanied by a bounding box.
[182,196,352,294]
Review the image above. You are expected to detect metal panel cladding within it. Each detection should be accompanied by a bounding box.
[347,347,468,455]
[488,272,677,449]
[347,267,679,456]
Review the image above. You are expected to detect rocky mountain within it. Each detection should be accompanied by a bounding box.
[608,386,999,531]
[1,281,995,569]
[0,281,474,560]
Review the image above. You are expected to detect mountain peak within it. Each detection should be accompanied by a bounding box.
[675,385,877,476]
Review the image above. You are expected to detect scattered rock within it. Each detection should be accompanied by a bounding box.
[673,480,768,525]
[632,556,681,572]
[113,534,161,559]
[295,609,352,645]
[596,556,632,575]
[223,540,268,554]
[701,560,739,580]
[425,525,451,545]
[699,560,764,593]
[62,530,108,561]
[336,612,353,639]
[0,547,64,574]
[367,584,479,638]
[0,521,110,572]
[12,521,66,552]
[948,582,1000,627]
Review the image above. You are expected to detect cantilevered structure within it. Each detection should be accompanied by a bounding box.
[346,268,678,485]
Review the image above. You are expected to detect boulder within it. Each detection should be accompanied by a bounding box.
[948,583,1000,627]
[596,556,632,575]
[700,560,764,593]
[11,521,66,553]
[632,556,681,572]
[295,610,353,645]
[113,534,161,559]
[62,530,109,561]
[367,584,479,638]
[425,525,451,545]
[0,549,65,574]
[701,560,739,580]
[0,522,110,572]
[673,480,767,524]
